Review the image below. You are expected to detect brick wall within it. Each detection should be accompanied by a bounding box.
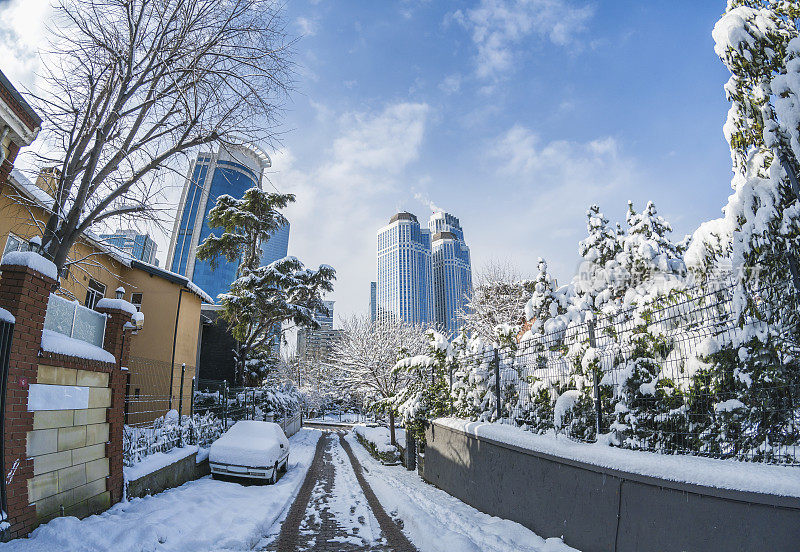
[0,259,134,539]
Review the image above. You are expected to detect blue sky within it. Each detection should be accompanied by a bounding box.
[0,0,735,323]
[268,0,733,320]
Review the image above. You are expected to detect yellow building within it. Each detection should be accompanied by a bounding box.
[0,169,211,425]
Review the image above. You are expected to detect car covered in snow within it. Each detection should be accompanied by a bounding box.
[209,420,289,483]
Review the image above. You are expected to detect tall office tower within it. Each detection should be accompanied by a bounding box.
[369,282,377,322]
[167,145,271,301]
[99,229,158,265]
[296,301,340,363]
[376,212,434,326]
[429,211,472,336]
[261,222,290,265]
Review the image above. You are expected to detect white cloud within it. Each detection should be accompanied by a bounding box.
[0,0,54,91]
[296,16,319,37]
[451,0,594,79]
[269,102,431,323]
[438,73,462,95]
[475,124,638,281]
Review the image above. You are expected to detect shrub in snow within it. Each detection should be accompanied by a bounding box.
[394,330,455,442]
[124,411,223,466]
[687,329,800,463]
[451,333,498,422]
[352,425,404,464]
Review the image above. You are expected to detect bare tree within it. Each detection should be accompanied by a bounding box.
[459,259,535,341]
[29,0,293,274]
[331,315,428,446]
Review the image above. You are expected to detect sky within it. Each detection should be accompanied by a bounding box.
[0,0,735,326]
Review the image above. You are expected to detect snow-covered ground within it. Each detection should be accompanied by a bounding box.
[1,429,321,552]
[344,432,577,552]
[304,412,371,424]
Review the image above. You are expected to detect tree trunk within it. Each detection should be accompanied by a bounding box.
[388,408,396,447]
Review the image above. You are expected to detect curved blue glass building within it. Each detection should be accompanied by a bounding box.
[167,145,272,302]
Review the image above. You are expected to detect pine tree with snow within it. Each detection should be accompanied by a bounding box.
[524,258,568,334]
[575,205,623,312]
[607,315,685,452]
[394,330,454,441]
[619,200,685,289]
[196,188,336,384]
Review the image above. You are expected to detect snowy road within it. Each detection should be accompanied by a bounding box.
[343,433,577,552]
[259,432,400,551]
[0,428,577,552]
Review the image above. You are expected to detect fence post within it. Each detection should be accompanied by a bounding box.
[190,376,195,418]
[494,348,501,420]
[168,363,175,411]
[178,363,186,420]
[587,321,602,437]
[223,380,228,428]
[177,364,186,446]
[406,430,416,471]
[251,389,256,420]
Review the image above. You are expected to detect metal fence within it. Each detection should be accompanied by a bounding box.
[0,316,14,534]
[450,275,800,465]
[193,379,301,429]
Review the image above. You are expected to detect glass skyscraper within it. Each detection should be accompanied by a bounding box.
[429,212,472,335]
[376,212,434,326]
[99,229,158,265]
[260,222,290,265]
[167,145,271,301]
[376,211,472,334]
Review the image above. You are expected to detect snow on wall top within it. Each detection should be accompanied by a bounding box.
[0,251,58,281]
[0,307,14,324]
[124,445,198,482]
[41,329,116,364]
[96,298,138,316]
[435,418,800,498]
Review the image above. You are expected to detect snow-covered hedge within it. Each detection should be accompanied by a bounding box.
[352,425,405,464]
[124,410,223,467]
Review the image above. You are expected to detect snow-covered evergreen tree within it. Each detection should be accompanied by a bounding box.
[394,331,454,441]
[524,258,569,334]
[575,205,623,313]
[196,188,336,384]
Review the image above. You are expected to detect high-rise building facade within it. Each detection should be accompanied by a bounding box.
[369,281,377,322]
[167,145,271,301]
[376,212,434,326]
[261,222,290,265]
[375,210,472,334]
[429,212,472,335]
[99,229,158,265]
[297,301,340,363]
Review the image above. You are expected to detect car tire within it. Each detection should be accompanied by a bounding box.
[271,462,279,484]
[280,456,289,473]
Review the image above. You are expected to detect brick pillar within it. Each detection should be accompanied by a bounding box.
[95,302,135,505]
[0,258,56,539]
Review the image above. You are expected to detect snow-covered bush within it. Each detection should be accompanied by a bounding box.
[352,425,405,464]
[394,330,455,442]
[123,410,224,467]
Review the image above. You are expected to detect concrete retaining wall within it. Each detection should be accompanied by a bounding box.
[126,452,208,500]
[423,420,800,552]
